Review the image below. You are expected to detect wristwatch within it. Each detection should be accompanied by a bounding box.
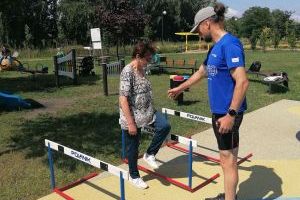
[228,108,237,117]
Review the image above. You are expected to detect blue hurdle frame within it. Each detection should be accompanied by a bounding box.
[121,127,219,192]
[46,139,126,200]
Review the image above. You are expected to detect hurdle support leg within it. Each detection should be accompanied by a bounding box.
[120,171,125,200]
[168,142,253,165]
[188,141,193,188]
[121,130,219,193]
[45,139,128,200]
[47,142,56,190]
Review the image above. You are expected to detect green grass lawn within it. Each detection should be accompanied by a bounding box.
[0,50,299,200]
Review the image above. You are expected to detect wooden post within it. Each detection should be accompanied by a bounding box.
[71,49,77,85]
[102,63,108,96]
[120,59,125,71]
[54,56,59,87]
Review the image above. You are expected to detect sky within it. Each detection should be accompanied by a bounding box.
[220,0,300,21]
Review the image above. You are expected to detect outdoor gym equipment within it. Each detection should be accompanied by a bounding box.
[45,139,128,200]
[0,55,48,74]
[53,49,78,87]
[174,32,199,52]
[247,61,289,93]
[102,59,125,96]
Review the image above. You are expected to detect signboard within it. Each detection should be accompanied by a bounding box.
[91,28,102,49]
[92,42,102,50]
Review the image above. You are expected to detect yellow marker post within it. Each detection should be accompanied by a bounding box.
[175,32,198,52]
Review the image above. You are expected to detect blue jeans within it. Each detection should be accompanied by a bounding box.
[123,111,171,178]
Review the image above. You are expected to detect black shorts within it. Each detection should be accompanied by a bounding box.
[212,113,244,150]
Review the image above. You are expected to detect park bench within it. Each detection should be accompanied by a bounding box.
[159,58,198,74]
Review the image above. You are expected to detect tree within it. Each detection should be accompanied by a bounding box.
[0,0,25,47]
[250,29,260,50]
[271,9,292,40]
[144,25,154,40]
[95,0,150,56]
[0,12,4,44]
[295,22,300,39]
[287,30,296,49]
[225,17,240,36]
[271,29,281,49]
[259,27,271,52]
[240,7,272,49]
[141,0,212,41]
[286,22,297,49]
[58,0,94,45]
[24,24,33,48]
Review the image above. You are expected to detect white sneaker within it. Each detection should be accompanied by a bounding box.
[129,176,148,189]
[143,153,159,169]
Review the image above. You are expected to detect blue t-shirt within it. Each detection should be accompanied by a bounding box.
[203,33,247,114]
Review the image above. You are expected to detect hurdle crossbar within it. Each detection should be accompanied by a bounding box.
[161,108,253,165]
[141,126,197,148]
[121,129,220,192]
[45,139,128,200]
[162,108,212,124]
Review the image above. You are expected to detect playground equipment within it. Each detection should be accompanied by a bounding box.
[121,108,253,192]
[102,59,125,96]
[0,91,31,110]
[175,32,199,52]
[77,56,95,76]
[45,139,128,200]
[247,61,289,93]
[0,52,48,74]
[53,49,78,87]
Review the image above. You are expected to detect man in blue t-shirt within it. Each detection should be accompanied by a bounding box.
[168,3,249,200]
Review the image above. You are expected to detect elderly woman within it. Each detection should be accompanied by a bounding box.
[119,40,171,189]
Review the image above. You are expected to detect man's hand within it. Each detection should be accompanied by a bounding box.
[168,87,183,100]
[128,123,137,135]
[216,114,235,134]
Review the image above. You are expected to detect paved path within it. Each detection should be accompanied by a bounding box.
[39,99,300,200]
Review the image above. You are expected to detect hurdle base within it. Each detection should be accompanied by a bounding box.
[53,172,98,200]
[167,142,253,165]
[122,158,220,193]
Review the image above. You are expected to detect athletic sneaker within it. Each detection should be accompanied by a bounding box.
[143,153,159,169]
[129,176,148,189]
[205,193,238,200]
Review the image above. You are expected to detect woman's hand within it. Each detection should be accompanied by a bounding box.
[128,122,137,135]
[168,87,183,100]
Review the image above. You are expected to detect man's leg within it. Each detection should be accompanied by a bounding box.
[206,113,243,200]
[220,148,238,200]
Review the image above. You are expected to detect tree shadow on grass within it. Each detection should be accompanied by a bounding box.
[8,112,121,171]
[0,74,99,93]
